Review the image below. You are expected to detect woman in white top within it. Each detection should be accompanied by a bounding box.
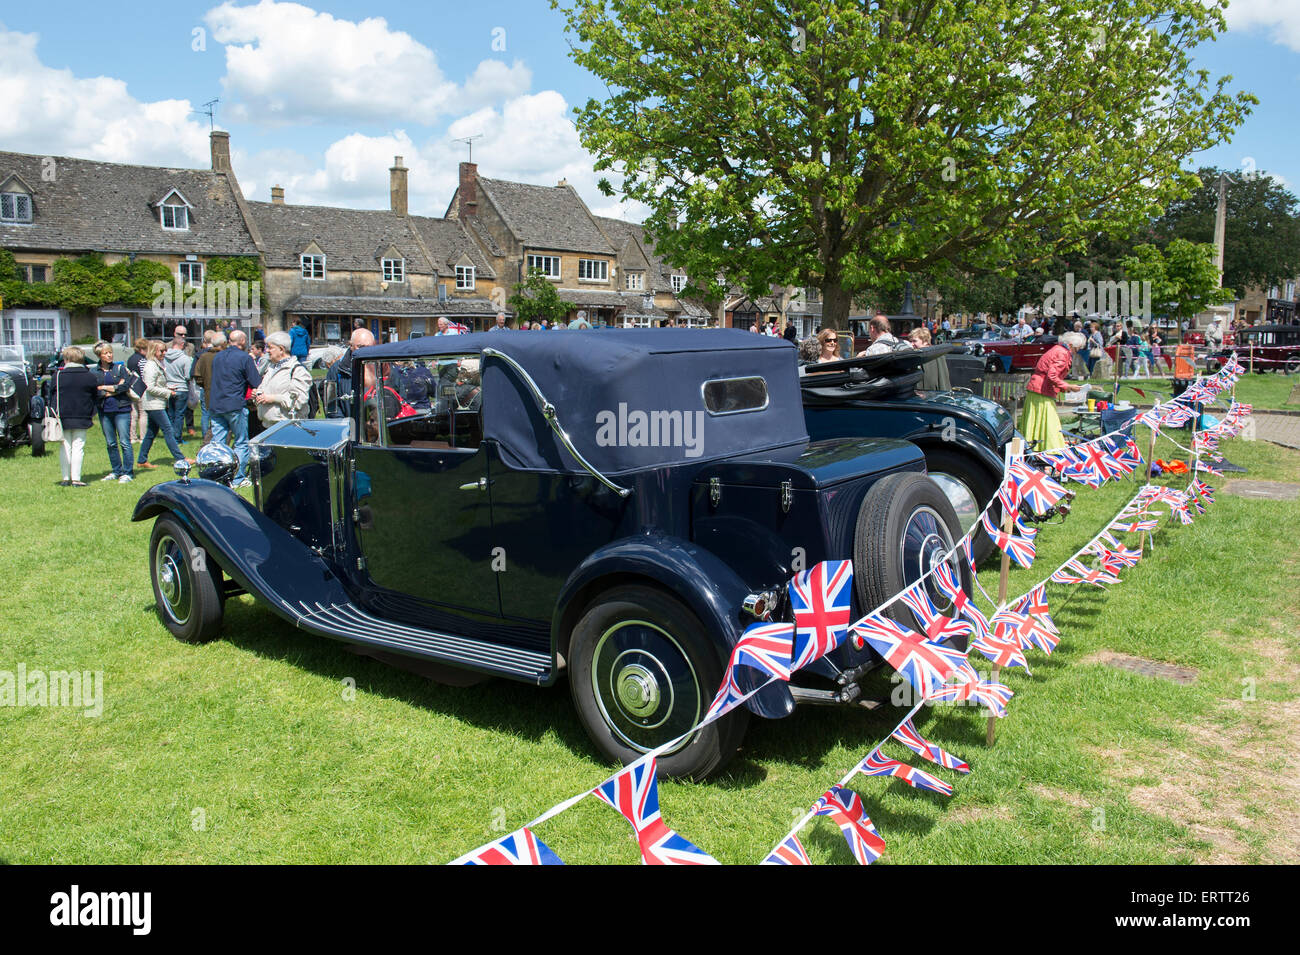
[252,331,312,426]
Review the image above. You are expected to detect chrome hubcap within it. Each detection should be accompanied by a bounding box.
[153,535,192,626]
[591,620,700,754]
[616,663,661,717]
[901,505,960,613]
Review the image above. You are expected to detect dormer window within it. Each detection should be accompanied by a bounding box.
[161,203,188,230]
[382,258,404,283]
[302,254,326,280]
[1,192,32,224]
[154,189,193,231]
[626,271,643,291]
[671,274,687,294]
[456,265,475,290]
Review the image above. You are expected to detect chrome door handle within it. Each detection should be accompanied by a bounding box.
[459,477,490,491]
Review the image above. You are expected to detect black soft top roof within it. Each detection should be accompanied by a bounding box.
[356,329,811,475]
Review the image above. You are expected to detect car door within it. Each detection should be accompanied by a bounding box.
[351,356,500,621]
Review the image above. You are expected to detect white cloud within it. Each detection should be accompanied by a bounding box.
[0,25,211,166]
[236,90,649,221]
[1225,0,1300,53]
[206,1,531,125]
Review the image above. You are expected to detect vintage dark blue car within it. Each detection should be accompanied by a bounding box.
[800,348,1015,559]
[134,330,971,779]
[0,344,45,456]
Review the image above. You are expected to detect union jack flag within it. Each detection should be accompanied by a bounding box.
[1110,516,1159,534]
[1193,431,1220,454]
[857,750,954,796]
[703,620,796,720]
[447,321,469,334]
[1194,480,1215,504]
[972,630,1031,670]
[897,581,973,646]
[1089,541,1142,573]
[929,678,1014,717]
[1012,583,1058,635]
[1196,460,1224,478]
[812,787,886,865]
[1049,558,1120,587]
[1009,459,1068,514]
[1161,405,1195,428]
[761,834,811,866]
[789,560,854,671]
[979,511,1036,567]
[1115,438,1143,471]
[933,559,995,641]
[851,612,959,698]
[728,621,795,681]
[891,718,970,773]
[1033,445,1084,472]
[992,608,1059,655]
[1082,443,1130,482]
[593,759,719,865]
[997,472,1021,516]
[460,827,565,865]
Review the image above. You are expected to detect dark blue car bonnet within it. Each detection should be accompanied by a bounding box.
[357,329,810,475]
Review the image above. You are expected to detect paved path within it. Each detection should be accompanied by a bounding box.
[1255,412,1300,450]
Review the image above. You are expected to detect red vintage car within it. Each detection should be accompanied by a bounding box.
[1207,323,1300,374]
[979,334,1060,373]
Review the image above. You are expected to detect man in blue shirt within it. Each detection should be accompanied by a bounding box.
[208,329,262,488]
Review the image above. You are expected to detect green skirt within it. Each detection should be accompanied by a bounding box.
[1019,391,1066,452]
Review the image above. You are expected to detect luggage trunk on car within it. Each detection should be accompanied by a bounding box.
[688,437,924,595]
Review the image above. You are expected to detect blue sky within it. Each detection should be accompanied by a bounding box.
[2,1,1298,221]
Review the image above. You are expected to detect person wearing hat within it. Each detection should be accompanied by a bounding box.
[252,330,312,429]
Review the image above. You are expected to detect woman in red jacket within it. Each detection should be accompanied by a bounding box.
[1019,331,1085,452]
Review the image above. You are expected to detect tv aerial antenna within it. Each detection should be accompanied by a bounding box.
[196,98,220,131]
[453,134,483,163]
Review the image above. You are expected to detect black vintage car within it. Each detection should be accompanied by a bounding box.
[0,344,45,455]
[134,330,972,779]
[801,347,1015,559]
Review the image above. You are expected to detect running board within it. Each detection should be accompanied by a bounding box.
[294,599,552,684]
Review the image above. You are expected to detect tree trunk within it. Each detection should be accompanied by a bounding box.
[821,273,853,331]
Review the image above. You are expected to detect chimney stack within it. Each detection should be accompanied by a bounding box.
[389,156,408,217]
[457,161,478,220]
[270,185,285,205]
[210,130,232,174]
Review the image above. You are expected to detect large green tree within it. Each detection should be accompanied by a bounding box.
[1121,238,1231,321]
[557,0,1254,328]
[1152,166,1300,296]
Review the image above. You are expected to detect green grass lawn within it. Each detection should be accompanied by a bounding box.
[2,423,1297,864]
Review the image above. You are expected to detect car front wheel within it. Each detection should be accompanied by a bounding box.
[568,585,748,781]
[853,471,972,649]
[149,515,224,644]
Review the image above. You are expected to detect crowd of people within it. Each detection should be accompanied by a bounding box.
[47,323,311,488]
[45,305,1233,487]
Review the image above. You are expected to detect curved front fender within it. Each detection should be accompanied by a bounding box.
[553,533,795,720]
[132,480,354,617]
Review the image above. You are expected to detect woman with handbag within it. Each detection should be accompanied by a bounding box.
[1086,322,1105,377]
[137,340,190,470]
[49,346,100,486]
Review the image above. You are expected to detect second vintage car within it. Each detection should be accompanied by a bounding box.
[134,330,973,779]
[0,344,45,456]
[800,347,1016,560]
